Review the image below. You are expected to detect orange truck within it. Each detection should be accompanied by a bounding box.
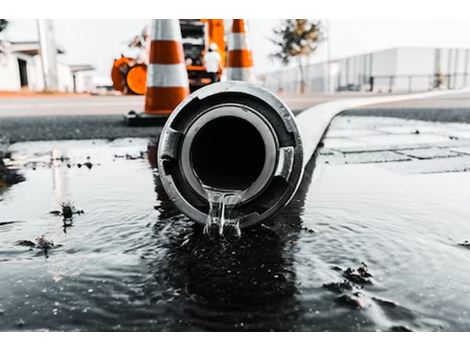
[111,19,225,95]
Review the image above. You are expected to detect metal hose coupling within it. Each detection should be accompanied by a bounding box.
[157,82,304,231]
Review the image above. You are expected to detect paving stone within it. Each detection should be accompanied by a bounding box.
[380,155,470,174]
[375,125,470,137]
[434,140,470,149]
[396,147,463,160]
[318,114,470,173]
[449,146,470,155]
[354,134,450,147]
[321,138,367,149]
[326,128,384,138]
[341,151,411,164]
[321,150,411,165]
[446,130,470,139]
[375,126,431,134]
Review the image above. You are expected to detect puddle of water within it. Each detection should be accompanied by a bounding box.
[0,137,470,331]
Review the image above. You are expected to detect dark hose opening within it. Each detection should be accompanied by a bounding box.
[190,116,265,190]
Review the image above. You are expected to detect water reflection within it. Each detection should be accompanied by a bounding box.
[143,154,318,331]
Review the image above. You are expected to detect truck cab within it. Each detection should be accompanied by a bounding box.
[180,19,225,91]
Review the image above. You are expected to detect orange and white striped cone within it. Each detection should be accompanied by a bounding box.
[226,19,254,82]
[145,19,189,116]
[136,19,189,124]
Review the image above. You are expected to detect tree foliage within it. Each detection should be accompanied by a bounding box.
[0,19,8,34]
[270,19,322,65]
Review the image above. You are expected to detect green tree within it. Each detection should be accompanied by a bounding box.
[0,20,9,58]
[270,19,323,94]
[0,19,8,34]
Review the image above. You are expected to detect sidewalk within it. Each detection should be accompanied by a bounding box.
[319,114,470,174]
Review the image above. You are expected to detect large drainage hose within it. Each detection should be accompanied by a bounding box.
[158,81,469,232]
[158,82,303,232]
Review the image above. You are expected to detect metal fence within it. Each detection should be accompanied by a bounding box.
[339,73,470,93]
[263,72,470,95]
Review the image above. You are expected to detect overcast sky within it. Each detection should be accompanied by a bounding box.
[3,19,470,78]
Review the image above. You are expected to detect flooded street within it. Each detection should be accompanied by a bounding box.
[1,116,470,331]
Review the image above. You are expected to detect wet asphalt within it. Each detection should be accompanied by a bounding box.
[1,92,470,143]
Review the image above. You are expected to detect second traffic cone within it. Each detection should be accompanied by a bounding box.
[226,19,254,82]
[141,19,189,123]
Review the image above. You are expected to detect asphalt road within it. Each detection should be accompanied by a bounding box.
[0,95,144,117]
[1,91,470,143]
[2,91,470,116]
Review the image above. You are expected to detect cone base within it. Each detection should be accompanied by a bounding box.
[126,110,169,127]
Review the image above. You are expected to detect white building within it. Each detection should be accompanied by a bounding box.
[262,47,470,94]
[0,41,94,92]
[70,64,96,93]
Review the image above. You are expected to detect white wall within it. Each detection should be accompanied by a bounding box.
[73,71,94,93]
[57,62,73,92]
[0,53,21,90]
[392,48,436,91]
[0,52,75,92]
[31,55,45,91]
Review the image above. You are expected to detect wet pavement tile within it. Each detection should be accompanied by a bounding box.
[395,147,463,160]
[445,130,470,139]
[380,155,470,174]
[322,115,470,174]
[321,138,368,149]
[353,133,450,147]
[325,128,385,138]
[321,150,412,165]
[449,146,470,155]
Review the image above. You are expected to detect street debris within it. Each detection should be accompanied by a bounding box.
[35,234,54,251]
[301,226,317,233]
[458,240,470,249]
[390,325,413,332]
[0,156,25,188]
[323,280,354,293]
[50,201,85,233]
[16,240,36,247]
[0,221,17,226]
[113,152,146,160]
[335,293,365,309]
[16,234,56,257]
[323,263,374,310]
[16,318,25,328]
[343,262,373,285]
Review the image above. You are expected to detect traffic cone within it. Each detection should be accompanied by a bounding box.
[226,19,254,82]
[127,19,189,126]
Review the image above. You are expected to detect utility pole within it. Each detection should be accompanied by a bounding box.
[323,19,332,93]
[37,19,59,91]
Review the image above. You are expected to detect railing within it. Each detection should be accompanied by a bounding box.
[366,73,470,93]
[263,72,470,95]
